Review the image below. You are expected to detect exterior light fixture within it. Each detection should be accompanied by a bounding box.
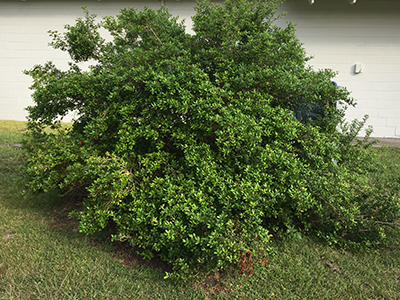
[354,64,363,74]
[307,0,357,4]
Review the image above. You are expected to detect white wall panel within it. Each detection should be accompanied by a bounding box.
[1,0,399,137]
[278,0,400,137]
[163,0,197,34]
[0,0,162,122]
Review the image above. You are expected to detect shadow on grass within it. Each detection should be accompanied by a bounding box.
[2,148,174,276]
[1,145,235,300]
[1,145,220,299]
[2,141,400,299]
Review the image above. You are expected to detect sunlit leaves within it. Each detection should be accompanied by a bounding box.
[22,0,400,279]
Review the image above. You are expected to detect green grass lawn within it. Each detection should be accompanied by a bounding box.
[1,120,400,299]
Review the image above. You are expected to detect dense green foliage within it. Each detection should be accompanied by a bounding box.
[22,0,400,278]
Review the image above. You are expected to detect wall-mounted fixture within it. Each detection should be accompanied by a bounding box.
[354,63,363,74]
[307,0,357,4]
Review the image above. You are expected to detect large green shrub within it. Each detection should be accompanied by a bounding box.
[22,0,399,278]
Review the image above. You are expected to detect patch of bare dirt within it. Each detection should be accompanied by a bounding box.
[2,229,16,239]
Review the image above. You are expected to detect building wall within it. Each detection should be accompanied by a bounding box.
[278,0,400,137]
[1,0,399,137]
[0,0,163,122]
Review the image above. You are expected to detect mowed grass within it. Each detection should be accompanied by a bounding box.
[0,120,28,145]
[0,121,206,299]
[1,120,400,299]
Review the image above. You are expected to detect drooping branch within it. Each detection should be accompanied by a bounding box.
[146,24,163,45]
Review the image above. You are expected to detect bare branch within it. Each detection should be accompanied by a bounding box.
[146,24,163,45]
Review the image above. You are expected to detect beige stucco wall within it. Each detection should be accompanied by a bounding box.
[1,0,399,137]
